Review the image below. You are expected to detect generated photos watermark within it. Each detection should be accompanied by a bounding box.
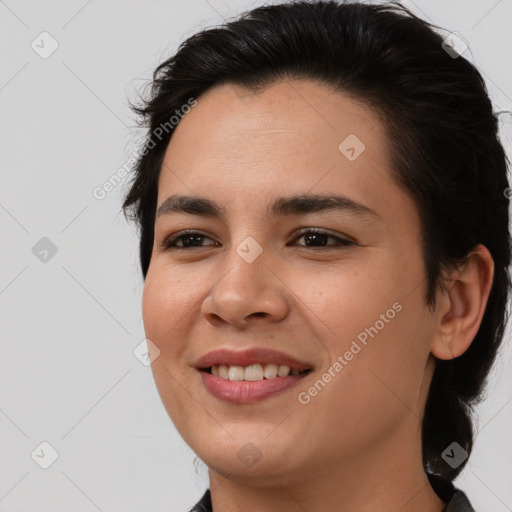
[298,301,403,405]
[92,97,197,200]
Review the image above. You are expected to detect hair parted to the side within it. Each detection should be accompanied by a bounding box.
[122,0,511,484]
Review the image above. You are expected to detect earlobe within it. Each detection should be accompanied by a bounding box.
[430,244,494,361]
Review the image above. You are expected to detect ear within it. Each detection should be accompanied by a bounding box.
[430,244,495,360]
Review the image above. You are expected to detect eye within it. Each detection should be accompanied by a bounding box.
[161,230,218,250]
[160,228,354,251]
[289,228,354,249]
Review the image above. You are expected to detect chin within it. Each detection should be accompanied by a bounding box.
[190,430,304,479]
[201,450,299,484]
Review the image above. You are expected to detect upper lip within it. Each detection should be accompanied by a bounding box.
[194,348,313,372]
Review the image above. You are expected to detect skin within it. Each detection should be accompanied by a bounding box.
[142,79,494,512]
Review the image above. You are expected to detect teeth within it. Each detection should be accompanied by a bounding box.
[277,365,290,377]
[210,363,304,381]
[219,365,229,379]
[244,364,263,381]
[228,365,245,381]
[263,363,278,379]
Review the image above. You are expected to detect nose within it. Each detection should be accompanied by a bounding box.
[201,246,290,329]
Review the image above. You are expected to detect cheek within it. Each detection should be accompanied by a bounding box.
[299,305,431,455]
[142,269,172,346]
[300,254,430,402]
[142,267,192,386]
[141,265,201,438]
[299,260,401,343]
[142,263,200,347]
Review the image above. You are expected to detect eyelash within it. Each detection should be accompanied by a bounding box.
[160,228,354,251]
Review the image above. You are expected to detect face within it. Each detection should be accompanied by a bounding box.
[142,79,438,484]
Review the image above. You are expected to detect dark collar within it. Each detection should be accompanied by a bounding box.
[427,473,475,511]
[189,488,211,512]
[189,475,475,512]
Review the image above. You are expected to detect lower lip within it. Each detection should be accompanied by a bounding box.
[200,370,309,404]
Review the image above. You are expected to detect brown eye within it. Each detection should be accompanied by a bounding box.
[161,230,218,250]
[291,228,354,249]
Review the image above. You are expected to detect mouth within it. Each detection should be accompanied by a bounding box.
[194,348,314,404]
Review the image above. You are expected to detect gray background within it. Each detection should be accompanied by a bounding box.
[1,0,511,511]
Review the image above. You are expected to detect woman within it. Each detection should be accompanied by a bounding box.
[122,2,511,511]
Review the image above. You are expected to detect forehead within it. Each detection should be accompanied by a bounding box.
[163,79,385,172]
[157,79,414,227]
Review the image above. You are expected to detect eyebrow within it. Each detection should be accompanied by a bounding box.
[156,193,382,222]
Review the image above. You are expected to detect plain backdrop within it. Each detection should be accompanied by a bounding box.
[1,1,511,511]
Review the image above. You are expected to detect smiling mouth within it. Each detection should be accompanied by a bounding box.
[199,364,313,404]
[195,348,314,403]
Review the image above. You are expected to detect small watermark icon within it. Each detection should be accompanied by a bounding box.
[442,441,468,469]
[236,236,263,264]
[133,338,161,366]
[31,32,59,59]
[441,32,468,59]
[237,442,262,468]
[31,441,59,469]
[338,134,366,161]
[32,237,58,263]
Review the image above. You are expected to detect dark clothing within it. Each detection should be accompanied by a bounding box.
[188,474,476,511]
[430,473,476,512]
